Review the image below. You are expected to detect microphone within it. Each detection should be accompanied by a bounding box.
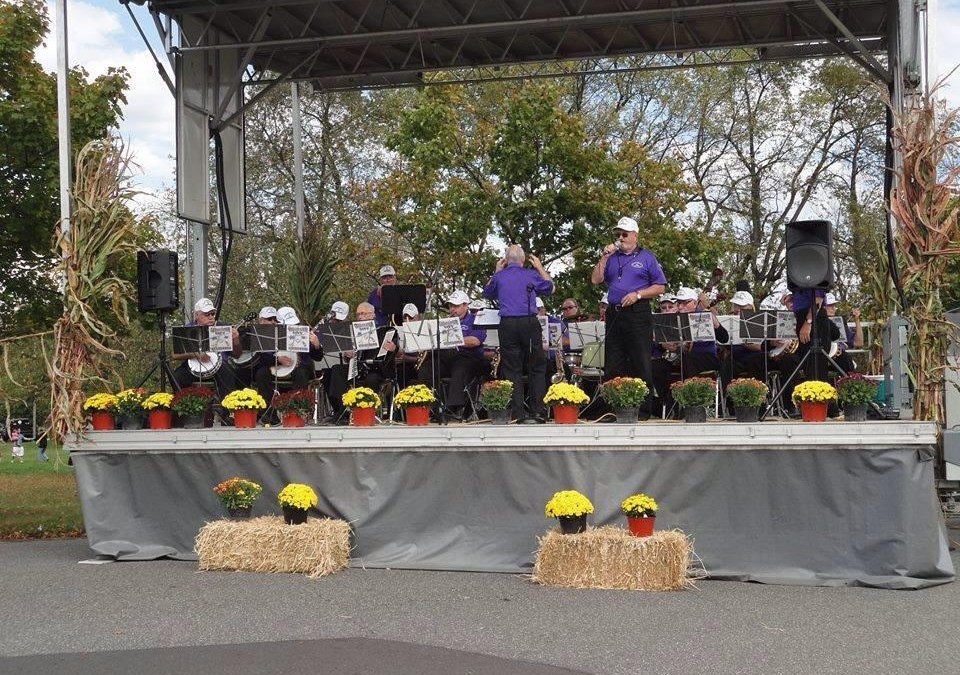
[615,240,622,251]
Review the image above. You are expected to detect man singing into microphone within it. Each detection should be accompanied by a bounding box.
[591,217,666,413]
[483,244,554,422]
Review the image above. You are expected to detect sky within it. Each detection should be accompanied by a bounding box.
[33,0,960,205]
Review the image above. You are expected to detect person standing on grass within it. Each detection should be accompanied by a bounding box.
[11,430,24,462]
[37,432,49,462]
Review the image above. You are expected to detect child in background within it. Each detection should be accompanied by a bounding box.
[11,430,24,462]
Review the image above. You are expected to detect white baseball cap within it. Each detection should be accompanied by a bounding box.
[258,306,278,319]
[468,299,487,310]
[447,290,471,306]
[674,287,699,302]
[194,298,215,313]
[276,306,300,325]
[730,291,754,307]
[330,301,349,320]
[600,292,609,305]
[658,293,676,303]
[824,292,838,305]
[379,265,396,278]
[615,216,639,233]
[535,297,544,309]
[402,303,419,318]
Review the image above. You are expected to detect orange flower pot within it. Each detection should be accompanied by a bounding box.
[552,404,579,424]
[627,516,656,537]
[233,408,258,428]
[799,400,828,422]
[148,409,172,430]
[404,405,430,426]
[91,411,115,431]
[281,411,306,427]
[351,406,376,426]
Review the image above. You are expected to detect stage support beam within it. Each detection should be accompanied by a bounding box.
[55,0,71,246]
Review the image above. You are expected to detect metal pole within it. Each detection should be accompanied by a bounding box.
[291,82,305,241]
[55,0,72,243]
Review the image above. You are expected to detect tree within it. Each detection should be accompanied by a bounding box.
[0,0,128,336]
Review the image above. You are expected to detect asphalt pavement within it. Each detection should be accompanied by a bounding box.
[0,538,958,675]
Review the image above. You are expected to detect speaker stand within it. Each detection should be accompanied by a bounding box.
[137,310,181,392]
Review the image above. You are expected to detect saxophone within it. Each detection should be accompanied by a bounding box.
[551,345,566,383]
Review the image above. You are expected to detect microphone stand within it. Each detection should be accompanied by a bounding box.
[431,297,456,425]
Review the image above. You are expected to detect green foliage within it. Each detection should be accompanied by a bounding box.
[0,0,129,335]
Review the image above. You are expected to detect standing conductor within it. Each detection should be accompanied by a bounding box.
[483,244,554,422]
[591,217,666,400]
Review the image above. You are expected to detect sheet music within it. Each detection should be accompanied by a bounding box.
[474,308,500,327]
[567,321,605,350]
[688,312,716,342]
[377,329,397,358]
[352,320,379,351]
[207,326,233,352]
[538,316,550,349]
[549,322,563,349]
[775,311,798,340]
[285,325,310,353]
[399,320,437,352]
[484,329,499,348]
[438,317,465,349]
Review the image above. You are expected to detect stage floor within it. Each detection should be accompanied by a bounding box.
[69,420,954,589]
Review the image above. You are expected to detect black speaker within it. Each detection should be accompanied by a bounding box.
[786,220,833,290]
[137,250,179,312]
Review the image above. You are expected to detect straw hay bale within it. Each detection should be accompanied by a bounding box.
[532,526,694,591]
[195,516,351,578]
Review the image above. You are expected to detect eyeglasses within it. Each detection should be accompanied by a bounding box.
[561,305,577,310]
[201,310,217,316]
[615,231,631,238]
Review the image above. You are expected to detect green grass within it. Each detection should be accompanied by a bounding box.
[0,443,85,539]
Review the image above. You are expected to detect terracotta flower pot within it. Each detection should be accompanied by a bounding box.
[148,409,172,430]
[799,400,828,422]
[552,404,579,424]
[281,411,306,427]
[627,515,656,537]
[351,406,376,426]
[90,411,115,431]
[404,405,430,426]
[233,408,258,428]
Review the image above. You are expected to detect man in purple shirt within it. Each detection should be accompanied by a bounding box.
[483,245,554,421]
[416,290,489,417]
[367,264,397,326]
[591,216,666,414]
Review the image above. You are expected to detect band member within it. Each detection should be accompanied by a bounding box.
[233,305,278,387]
[171,298,243,396]
[657,293,677,314]
[720,291,765,383]
[368,265,397,326]
[591,216,666,401]
[251,306,315,412]
[469,299,488,314]
[329,301,350,323]
[650,286,729,416]
[324,302,393,421]
[598,292,609,322]
[483,245,554,422]
[560,298,590,323]
[395,303,422,386]
[825,293,863,373]
[792,288,840,381]
[417,290,488,418]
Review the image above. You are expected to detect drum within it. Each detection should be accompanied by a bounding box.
[270,350,297,379]
[187,352,222,378]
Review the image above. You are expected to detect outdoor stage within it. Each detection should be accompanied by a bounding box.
[68,420,954,589]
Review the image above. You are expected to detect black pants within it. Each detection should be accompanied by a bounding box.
[418,351,489,410]
[604,302,653,387]
[254,362,311,408]
[499,316,547,418]
[172,359,241,398]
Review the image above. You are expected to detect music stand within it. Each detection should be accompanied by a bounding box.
[381,284,427,325]
[244,324,280,353]
[135,310,180,391]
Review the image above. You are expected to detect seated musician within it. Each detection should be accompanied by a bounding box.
[651,292,678,364]
[825,293,863,373]
[171,298,242,396]
[326,303,397,420]
[252,306,316,414]
[598,292,609,322]
[395,303,423,386]
[650,286,729,417]
[416,290,488,419]
[560,298,590,323]
[233,306,277,387]
[719,291,765,383]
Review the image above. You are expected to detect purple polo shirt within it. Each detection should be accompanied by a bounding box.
[457,312,486,355]
[482,263,553,316]
[791,289,826,313]
[603,248,667,304]
[367,288,387,326]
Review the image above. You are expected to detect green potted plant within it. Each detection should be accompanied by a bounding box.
[791,380,837,422]
[480,380,514,424]
[620,492,658,537]
[599,377,649,423]
[725,378,769,423]
[544,490,594,534]
[394,384,437,426]
[213,477,263,519]
[543,382,590,424]
[171,385,215,429]
[142,392,174,429]
[670,377,716,422]
[115,388,147,430]
[83,393,119,431]
[272,389,314,427]
[342,387,381,426]
[277,482,319,525]
[835,374,877,422]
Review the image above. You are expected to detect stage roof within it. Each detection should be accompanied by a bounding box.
[137,0,891,90]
